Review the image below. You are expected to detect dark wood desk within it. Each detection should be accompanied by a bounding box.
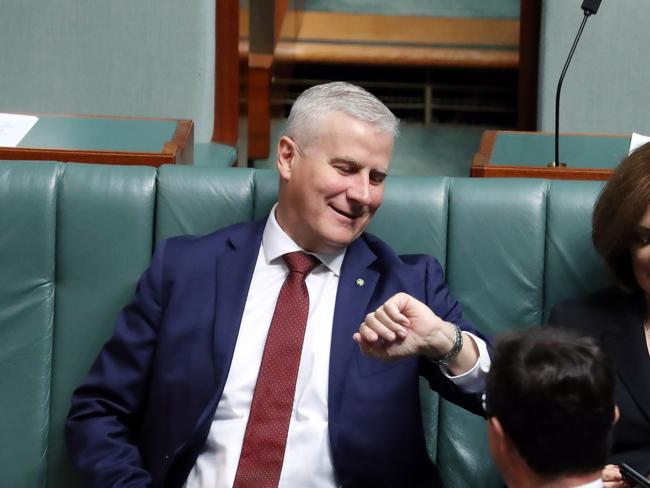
[0,114,194,166]
[471,130,631,180]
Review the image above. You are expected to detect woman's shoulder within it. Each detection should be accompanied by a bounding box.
[557,285,629,308]
[549,286,640,331]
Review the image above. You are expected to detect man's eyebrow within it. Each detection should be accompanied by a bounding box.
[329,157,389,175]
[329,156,362,167]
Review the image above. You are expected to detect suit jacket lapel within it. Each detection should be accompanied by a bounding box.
[328,236,380,454]
[191,220,265,435]
[212,220,265,388]
[603,301,650,421]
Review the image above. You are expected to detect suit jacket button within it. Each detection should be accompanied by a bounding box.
[163,454,170,461]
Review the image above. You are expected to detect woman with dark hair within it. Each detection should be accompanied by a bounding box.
[550,142,650,487]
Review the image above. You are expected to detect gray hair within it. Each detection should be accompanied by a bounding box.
[284,82,399,145]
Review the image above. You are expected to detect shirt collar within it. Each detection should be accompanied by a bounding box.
[573,478,603,488]
[263,204,346,276]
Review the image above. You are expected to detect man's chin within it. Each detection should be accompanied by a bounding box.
[320,230,365,252]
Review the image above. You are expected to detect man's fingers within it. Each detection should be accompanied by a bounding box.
[602,465,622,481]
[359,309,406,342]
[371,307,408,338]
[381,300,410,328]
[358,322,381,342]
[353,331,389,360]
[602,465,629,488]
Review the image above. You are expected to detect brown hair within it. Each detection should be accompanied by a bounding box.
[592,141,650,291]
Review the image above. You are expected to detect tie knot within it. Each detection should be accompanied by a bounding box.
[283,251,319,275]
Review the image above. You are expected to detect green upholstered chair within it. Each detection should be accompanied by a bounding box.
[0,161,609,487]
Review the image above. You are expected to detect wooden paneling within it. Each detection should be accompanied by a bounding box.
[238,8,522,159]
[285,12,518,46]
[470,164,612,180]
[518,0,541,130]
[247,54,273,160]
[275,0,289,44]
[239,11,519,67]
[214,0,240,146]
[272,42,517,68]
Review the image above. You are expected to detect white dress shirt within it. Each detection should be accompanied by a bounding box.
[574,478,603,488]
[184,206,490,487]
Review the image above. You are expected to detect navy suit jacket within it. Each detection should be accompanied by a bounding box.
[550,287,650,475]
[66,218,486,488]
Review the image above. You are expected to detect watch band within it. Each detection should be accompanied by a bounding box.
[432,322,463,366]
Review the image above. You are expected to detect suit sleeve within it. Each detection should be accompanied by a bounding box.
[418,256,489,416]
[65,240,169,487]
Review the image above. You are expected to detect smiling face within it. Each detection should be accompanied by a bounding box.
[275,111,394,253]
[631,203,650,302]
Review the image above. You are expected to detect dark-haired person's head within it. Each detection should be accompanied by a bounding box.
[592,141,650,294]
[485,327,617,486]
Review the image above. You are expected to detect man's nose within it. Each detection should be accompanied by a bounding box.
[347,174,372,205]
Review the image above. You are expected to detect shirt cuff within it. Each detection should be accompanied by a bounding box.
[440,332,491,393]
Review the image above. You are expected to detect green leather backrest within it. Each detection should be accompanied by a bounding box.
[0,162,610,488]
[48,163,157,488]
[0,162,59,488]
[156,166,257,242]
[439,179,546,486]
[544,179,608,320]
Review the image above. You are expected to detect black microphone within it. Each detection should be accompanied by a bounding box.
[581,0,602,15]
[549,1,602,167]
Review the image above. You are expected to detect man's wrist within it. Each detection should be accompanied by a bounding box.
[428,322,464,365]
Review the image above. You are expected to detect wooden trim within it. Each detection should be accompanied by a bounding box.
[213,0,239,146]
[475,129,629,164]
[239,11,519,68]
[0,147,174,167]
[518,0,541,130]
[247,53,274,160]
[249,52,274,69]
[292,13,517,46]
[472,130,499,166]
[482,129,629,139]
[274,0,289,45]
[171,119,194,164]
[272,42,518,68]
[241,11,518,47]
[472,129,626,180]
[470,164,612,180]
[0,115,193,167]
[247,65,272,160]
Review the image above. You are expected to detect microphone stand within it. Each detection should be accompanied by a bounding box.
[550,11,593,168]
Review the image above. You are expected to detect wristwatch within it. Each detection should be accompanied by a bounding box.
[432,322,463,366]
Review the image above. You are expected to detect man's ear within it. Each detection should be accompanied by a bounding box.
[488,416,513,455]
[277,136,297,181]
[613,405,620,425]
[488,416,505,440]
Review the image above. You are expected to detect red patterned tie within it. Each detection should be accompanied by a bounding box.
[233,251,320,488]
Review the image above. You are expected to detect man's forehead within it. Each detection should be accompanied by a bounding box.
[309,112,394,143]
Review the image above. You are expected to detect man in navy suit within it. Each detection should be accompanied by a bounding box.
[66,82,491,487]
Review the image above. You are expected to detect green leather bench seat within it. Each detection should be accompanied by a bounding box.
[0,161,609,487]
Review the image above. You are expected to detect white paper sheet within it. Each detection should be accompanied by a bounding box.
[629,132,650,154]
[0,113,39,147]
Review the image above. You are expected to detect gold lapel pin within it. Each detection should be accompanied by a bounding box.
[356,278,365,287]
